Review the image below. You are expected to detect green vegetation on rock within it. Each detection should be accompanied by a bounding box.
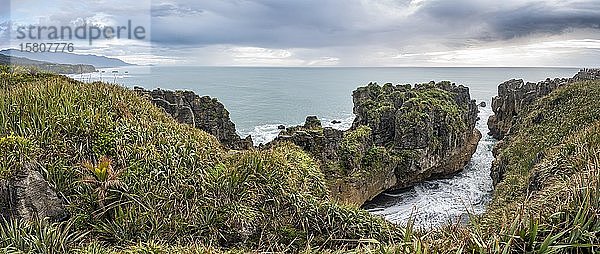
[0,68,402,253]
[1,66,598,253]
[339,125,372,172]
[478,80,600,252]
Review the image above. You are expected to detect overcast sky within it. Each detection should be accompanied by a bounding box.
[1,0,599,66]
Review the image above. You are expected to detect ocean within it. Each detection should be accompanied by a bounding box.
[71,66,579,227]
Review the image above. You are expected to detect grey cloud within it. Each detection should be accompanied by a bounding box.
[149,0,600,50]
[0,0,10,21]
[150,0,372,48]
[487,2,600,39]
[152,3,203,17]
[0,21,9,42]
[3,0,599,66]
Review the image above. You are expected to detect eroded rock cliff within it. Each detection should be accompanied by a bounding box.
[489,68,600,185]
[134,87,253,150]
[488,69,600,140]
[270,81,480,206]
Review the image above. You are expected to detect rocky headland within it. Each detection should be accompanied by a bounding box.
[488,68,600,140]
[488,68,600,185]
[0,54,96,74]
[270,81,480,206]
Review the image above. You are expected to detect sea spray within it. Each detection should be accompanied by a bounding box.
[364,106,496,228]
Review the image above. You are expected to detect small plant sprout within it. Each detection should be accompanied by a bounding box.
[81,156,126,210]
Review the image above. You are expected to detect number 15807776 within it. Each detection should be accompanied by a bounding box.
[19,43,75,53]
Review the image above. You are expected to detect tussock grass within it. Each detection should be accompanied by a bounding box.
[1,68,599,253]
[0,69,401,253]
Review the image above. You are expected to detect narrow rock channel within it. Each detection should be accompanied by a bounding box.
[363,105,496,228]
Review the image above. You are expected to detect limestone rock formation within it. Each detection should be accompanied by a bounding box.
[275,116,344,163]
[351,82,480,189]
[488,69,600,140]
[270,81,480,206]
[0,164,68,222]
[135,87,253,150]
[488,68,600,185]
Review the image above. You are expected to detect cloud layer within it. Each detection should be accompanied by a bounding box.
[2,0,600,66]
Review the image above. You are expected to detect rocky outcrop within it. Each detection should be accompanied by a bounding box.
[135,87,253,150]
[0,163,68,222]
[351,82,480,189]
[572,68,600,81]
[488,69,600,140]
[269,81,480,206]
[489,68,600,185]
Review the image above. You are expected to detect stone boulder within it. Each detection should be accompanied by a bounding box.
[274,117,344,163]
[0,163,68,222]
[135,87,253,150]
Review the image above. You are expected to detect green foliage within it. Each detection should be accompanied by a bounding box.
[0,69,401,252]
[339,126,372,173]
[0,134,34,179]
[0,219,88,254]
[476,80,600,253]
[490,80,600,208]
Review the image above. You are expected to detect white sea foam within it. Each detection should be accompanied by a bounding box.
[244,114,355,146]
[364,105,496,228]
[246,124,286,146]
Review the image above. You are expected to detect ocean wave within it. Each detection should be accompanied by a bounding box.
[244,114,355,146]
[364,105,496,228]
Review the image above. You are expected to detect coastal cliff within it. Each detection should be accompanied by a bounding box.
[488,69,600,185]
[488,69,600,140]
[478,71,600,253]
[134,87,253,150]
[2,66,600,253]
[0,54,96,74]
[271,81,480,206]
[0,71,403,252]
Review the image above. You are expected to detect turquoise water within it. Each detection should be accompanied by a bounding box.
[72,66,579,227]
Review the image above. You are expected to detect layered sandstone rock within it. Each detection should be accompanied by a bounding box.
[489,68,600,185]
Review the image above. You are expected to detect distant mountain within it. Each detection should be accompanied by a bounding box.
[0,53,96,74]
[0,49,133,68]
